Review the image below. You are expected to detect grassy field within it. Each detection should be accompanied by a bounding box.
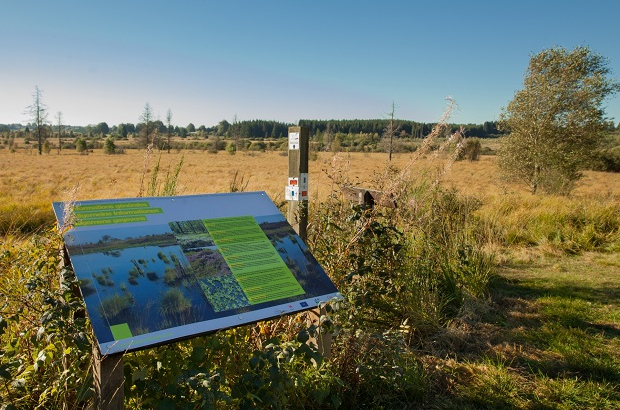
[428,252,620,409]
[1,143,619,409]
[2,146,619,234]
[0,148,431,234]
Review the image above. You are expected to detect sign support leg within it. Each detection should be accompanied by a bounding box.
[92,346,124,410]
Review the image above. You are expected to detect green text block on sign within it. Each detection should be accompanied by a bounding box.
[203,216,305,304]
[110,323,133,340]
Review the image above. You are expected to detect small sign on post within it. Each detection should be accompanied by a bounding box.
[288,131,300,150]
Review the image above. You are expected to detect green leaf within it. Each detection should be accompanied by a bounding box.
[157,398,176,410]
[190,346,206,364]
[296,329,310,343]
[132,368,147,382]
[0,363,13,379]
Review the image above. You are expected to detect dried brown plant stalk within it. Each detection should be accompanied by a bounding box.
[61,184,80,232]
[377,97,463,201]
[137,143,154,197]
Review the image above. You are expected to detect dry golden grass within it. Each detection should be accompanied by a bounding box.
[0,149,419,204]
[1,147,619,236]
[2,147,619,202]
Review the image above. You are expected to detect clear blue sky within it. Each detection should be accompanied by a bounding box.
[1,0,619,128]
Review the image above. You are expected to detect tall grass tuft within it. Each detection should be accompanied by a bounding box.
[137,143,154,197]
[228,168,250,192]
[476,193,620,256]
[306,99,495,403]
[145,153,185,197]
[0,200,55,237]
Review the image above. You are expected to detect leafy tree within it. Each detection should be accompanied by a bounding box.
[26,86,48,155]
[186,123,195,133]
[153,120,166,134]
[76,137,87,154]
[118,122,136,135]
[117,123,128,138]
[94,122,109,135]
[217,120,230,136]
[499,46,620,194]
[104,137,116,154]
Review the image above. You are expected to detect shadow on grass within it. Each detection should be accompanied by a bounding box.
[428,262,620,409]
[493,264,620,305]
[487,273,620,383]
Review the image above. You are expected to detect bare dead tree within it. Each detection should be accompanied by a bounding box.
[166,109,173,154]
[55,111,64,155]
[324,122,333,152]
[139,102,154,148]
[383,101,400,161]
[26,86,48,155]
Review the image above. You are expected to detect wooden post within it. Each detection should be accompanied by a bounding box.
[286,126,330,357]
[92,346,125,410]
[286,126,309,241]
[306,307,332,359]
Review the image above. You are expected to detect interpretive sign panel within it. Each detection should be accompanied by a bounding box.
[53,192,340,355]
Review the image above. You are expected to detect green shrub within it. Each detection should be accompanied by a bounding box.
[458,138,482,161]
[226,141,236,155]
[103,137,116,154]
[591,146,620,172]
[76,137,88,154]
[306,164,494,404]
[0,230,93,409]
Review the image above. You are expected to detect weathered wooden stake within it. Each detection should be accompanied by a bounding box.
[92,346,125,410]
[306,307,332,359]
[286,126,309,242]
[286,126,331,357]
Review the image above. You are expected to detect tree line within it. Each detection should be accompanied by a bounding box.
[299,119,505,139]
[1,117,509,141]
